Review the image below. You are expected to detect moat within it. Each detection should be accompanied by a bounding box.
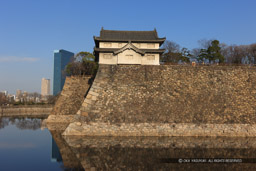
[1,116,256,170]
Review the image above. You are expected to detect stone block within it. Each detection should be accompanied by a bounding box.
[84,99,92,104]
[81,112,88,117]
[82,103,88,107]
[89,91,99,96]
[86,94,92,99]
[92,96,97,101]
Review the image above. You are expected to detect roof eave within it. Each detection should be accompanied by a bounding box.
[94,38,166,43]
[94,48,165,55]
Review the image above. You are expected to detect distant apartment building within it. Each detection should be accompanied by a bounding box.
[53,49,74,96]
[16,89,22,99]
[1,91,8,96]
[23,91,28,97]
[41,78,50,96]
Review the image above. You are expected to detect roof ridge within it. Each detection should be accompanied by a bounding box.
[102,29,156,32]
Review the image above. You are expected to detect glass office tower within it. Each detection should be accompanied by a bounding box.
[53,49,74,96]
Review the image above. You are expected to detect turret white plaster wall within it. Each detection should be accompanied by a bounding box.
[117,49,142,64]
[99,51,160,65]
[99,53,117,64]
[141,54,160,65]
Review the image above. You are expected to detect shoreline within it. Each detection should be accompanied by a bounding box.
[0,105,53,117]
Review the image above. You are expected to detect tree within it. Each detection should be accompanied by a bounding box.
[207,40,225,63]
[65,51,98,76]
[162,40,180,53]
[198,39,212,49]
[161,40,190,63]
[198,40,224,63]
[222,44,254,64]
[191,48,201,58]
[246,44,256,64]
[180,48,192,63]
[75,51,95,62]
[198,49,208,63]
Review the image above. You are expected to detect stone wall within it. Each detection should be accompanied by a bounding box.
[64,65,256,136]
[1,105,52,117]
[46,76,91,123]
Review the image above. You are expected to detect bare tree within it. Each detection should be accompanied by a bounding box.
[161,40,183,63]
[191,48,201,59]
[198,39,213,49]
[247,44,256,64]
[0,118,9,129]
[162,40,180,53]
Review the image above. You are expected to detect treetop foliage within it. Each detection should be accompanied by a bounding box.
[75,51,95,62]
[65,51,98,76]
[161,39,256,64]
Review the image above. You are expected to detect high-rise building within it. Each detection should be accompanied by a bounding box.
[53,49,74,96]
[41,78,50,96]
[16,89,22,99]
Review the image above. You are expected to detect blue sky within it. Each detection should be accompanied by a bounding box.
[0,0,256,94]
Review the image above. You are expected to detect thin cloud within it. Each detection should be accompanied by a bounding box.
[0,56,39,63]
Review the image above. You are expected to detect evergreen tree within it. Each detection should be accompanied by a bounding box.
[198,40,224,63]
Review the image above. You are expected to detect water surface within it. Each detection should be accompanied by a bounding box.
[0,117,65,171]
[1,117,256,170]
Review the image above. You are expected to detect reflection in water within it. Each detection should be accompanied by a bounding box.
[0,117,9,129]
[51,138,62,162]
[48,132,256,170]
[2,117,256,170]
[49,130,84,170]
[0,142,36,149]
[0,117,64,170]
[0,117,44,130]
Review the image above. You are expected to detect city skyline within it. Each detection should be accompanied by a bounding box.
[1,0,256,94]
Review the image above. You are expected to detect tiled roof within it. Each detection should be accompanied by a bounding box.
[94,28,165,42]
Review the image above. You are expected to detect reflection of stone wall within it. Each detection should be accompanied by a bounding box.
[65,65,256,136]
[47,76,91,124]
[50,130,82,169]
[64,136,256,170]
